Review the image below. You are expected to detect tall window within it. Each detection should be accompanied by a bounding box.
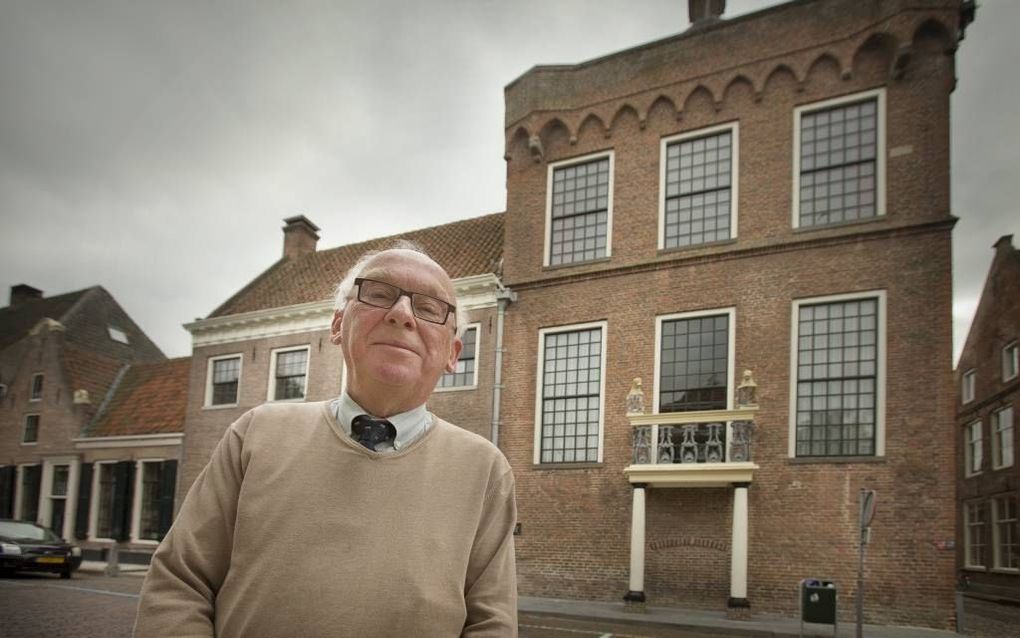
[546,152,612,266]
[661,123,737,249]
[966,420,983,476]
[1004,342,1019,382]
[535,323,606,464]
[19,465,41,523]
[793,294,884,457]
[794,89,884,228]
[993,495,1019,570]
[438,326,478,389]
[658,312,731,412]
[23,414,39,444]
[993,405,1015,470]
[206,355,241,406]
[269,347,309,401]
[30,373,43,401]
[96,464,117,539]
[965,501,986,568]
[48,465,69,538]
[962,369,976,404]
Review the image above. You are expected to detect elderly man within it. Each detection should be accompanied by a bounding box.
[134,245,518,637]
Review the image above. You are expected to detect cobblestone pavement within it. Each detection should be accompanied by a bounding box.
[0,571,143,638]
[960,597,1020,638]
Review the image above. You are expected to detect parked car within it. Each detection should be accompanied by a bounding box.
[0,519,82,579]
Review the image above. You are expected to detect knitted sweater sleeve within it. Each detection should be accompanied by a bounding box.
[133,411,250,637]
[462,465,518,637]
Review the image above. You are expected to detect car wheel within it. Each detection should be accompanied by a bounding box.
[60,568,72,579]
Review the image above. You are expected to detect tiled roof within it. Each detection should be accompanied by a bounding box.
[85,357,191,437]
[62,345,129,423]
[0,288,90,351]
[210,212,504,317]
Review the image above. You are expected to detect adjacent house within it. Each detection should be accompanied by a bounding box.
[957,235,1020,600]
[0,284,186,564]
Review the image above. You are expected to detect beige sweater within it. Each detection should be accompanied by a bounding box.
[134,402,517,637]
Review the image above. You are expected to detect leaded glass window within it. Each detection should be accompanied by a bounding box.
[273,349,308,401]
[798,97,878,227]
[965,501,986,568]
[663,130,733,248]
[795,298,878,457]
[549,156,610,265]
[994,495,1019,570]
[210,357,240,405]
[659,315,729,412]
[438,327,477,388]
[539,327,603,463]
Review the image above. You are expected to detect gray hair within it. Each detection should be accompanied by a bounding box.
[333,240,467,334]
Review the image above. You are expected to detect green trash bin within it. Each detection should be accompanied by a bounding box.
[800,578,837,635]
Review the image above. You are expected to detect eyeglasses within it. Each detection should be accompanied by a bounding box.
[354,278,456,326]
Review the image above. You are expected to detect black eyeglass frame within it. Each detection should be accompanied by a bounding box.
[353,277,457,326]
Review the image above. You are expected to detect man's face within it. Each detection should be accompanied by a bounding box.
[330,250,462,412]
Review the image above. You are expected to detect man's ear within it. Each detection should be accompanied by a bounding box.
[329,309,344,345]
[445,335,464,373]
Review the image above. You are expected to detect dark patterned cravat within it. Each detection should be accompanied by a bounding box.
[351,415,396,451]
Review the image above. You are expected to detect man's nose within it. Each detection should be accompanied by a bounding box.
[385,294,416,327]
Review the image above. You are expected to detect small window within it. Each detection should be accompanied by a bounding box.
[965,501,986,568]
[545,152,613,267]
[1003,343,1019,382]
[965,420,983,477]
[23,414,39,444]
[206,355,242,407]
[962,369,976,404]
[437,325,479,389]
[107,326,129,344]
[992,495,1019,570]
[30,373,43,401]
[993,405,1015,470]
[268,347,310,402]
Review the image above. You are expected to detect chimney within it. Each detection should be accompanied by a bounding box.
[282,215,320,259]
[993,234,1015,255]
[688,0,725,28]
[10,284,43,308]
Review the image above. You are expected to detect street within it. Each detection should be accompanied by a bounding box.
[2,571,1019,637]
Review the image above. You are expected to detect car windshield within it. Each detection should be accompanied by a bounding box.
[0,521,60,542]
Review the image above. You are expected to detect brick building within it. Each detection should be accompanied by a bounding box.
[172,0,974,628]
[0,284,184,564]
[957,235,1019,600]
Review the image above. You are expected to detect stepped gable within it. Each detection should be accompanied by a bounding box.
[209,212,504,318]
[0,288,90,351]
[85,357,191,437]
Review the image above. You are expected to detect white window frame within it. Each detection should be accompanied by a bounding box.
[962,369,976,404]
[29,372,43,402]
[1003,342,1019,382]
[533,321,608,465]
[788,290,887,458]
[658,121,740,250]
[991,495,1019,572]
[88,460,119,542]
[435,323,481,392]
[40,458,78,540]
[130,458,164,545]
[792,88,886,229]
[267,345,311,403]
[204,353,243,408]
[544,150,615,267]
[14,463,41,523]
[964,501,986,570]
[107,326,129,344]
[965,420,983,477]
[22,413,40,446]
[992,404,1015,470]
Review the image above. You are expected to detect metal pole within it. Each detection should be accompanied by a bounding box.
[856,490,866,638]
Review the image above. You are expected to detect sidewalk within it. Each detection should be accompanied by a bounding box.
[77,560,150,575]
[519,596,959,638]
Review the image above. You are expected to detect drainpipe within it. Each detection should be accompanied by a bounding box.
[490,285,516,447]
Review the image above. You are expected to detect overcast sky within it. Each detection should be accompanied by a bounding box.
[1,0,1016,362]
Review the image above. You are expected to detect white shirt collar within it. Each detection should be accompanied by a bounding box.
[332,391,430,452]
